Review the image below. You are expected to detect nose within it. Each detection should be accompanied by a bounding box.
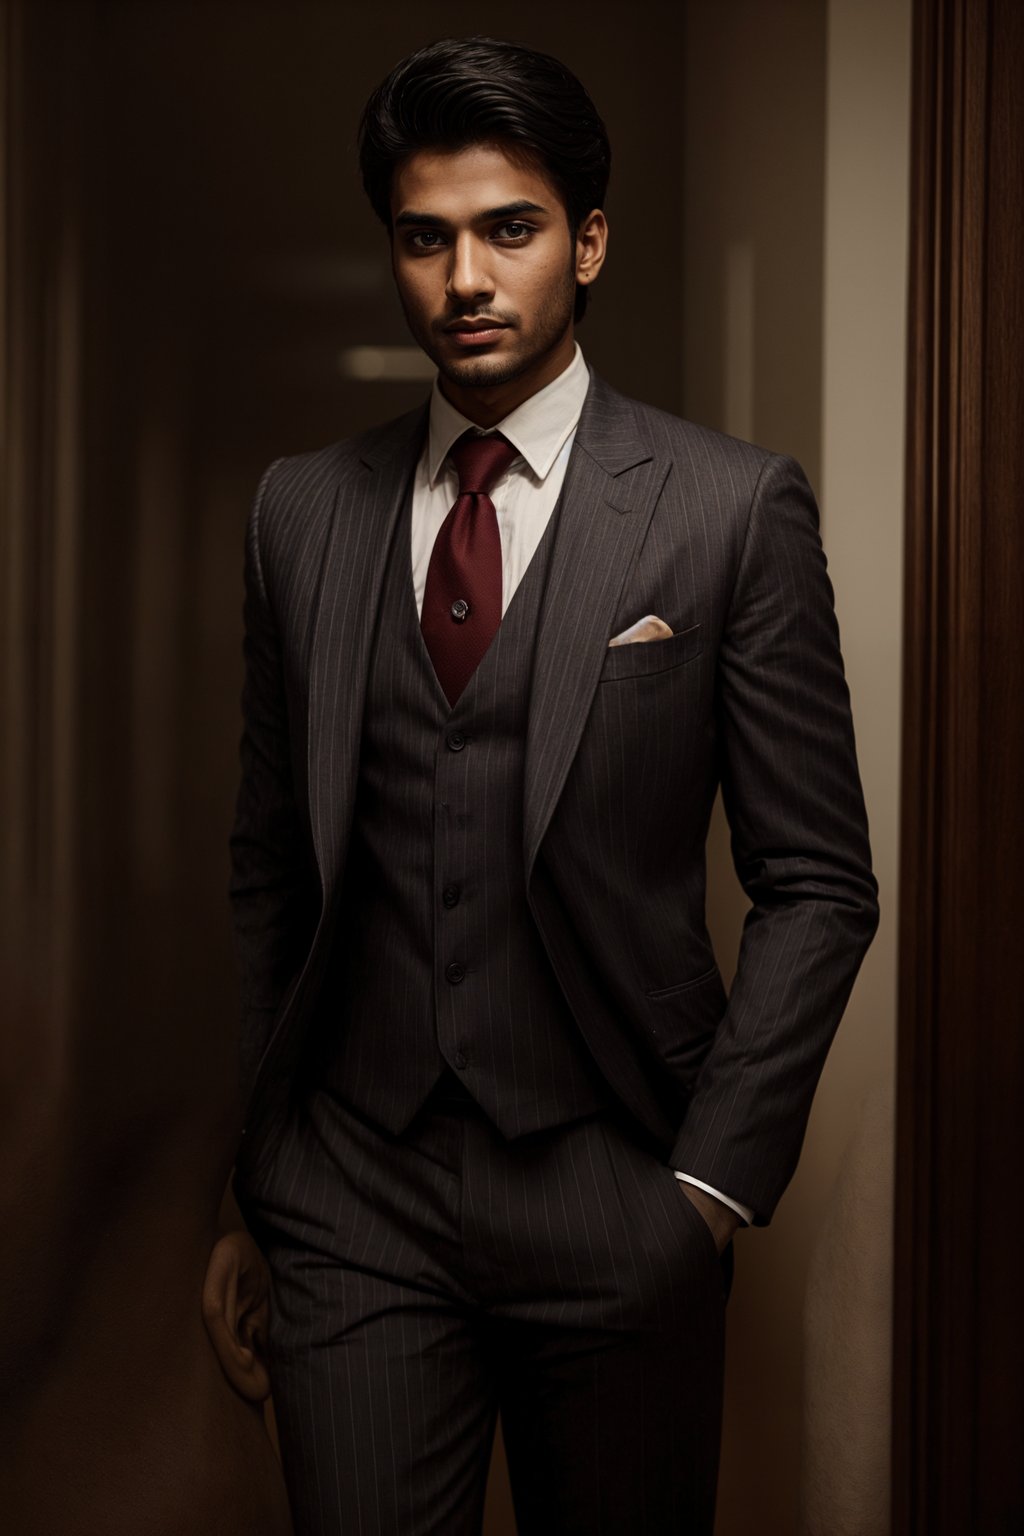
[445,233,494,308]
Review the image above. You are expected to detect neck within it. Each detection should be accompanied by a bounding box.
[439,335,575,428]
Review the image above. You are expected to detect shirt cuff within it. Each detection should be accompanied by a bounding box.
[673,1171,754,1226]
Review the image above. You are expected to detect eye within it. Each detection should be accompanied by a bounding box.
[494,221,533,242]
[408,230,446,251]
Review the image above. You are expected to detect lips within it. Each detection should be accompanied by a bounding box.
[444,318,507,333]
[443,318,510,347]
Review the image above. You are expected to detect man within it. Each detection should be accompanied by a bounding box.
[230,35,878,1536]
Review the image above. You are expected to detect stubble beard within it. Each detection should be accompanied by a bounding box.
[407,261,578,394]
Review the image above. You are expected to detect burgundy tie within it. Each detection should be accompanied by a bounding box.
[421,430,519,707]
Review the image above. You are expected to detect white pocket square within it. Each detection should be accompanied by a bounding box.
[607,614,675,647]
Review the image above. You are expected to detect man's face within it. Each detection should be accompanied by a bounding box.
[389,142,602,422]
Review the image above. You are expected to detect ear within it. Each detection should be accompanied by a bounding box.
[575,207,608,287]
[201,1231,272,1404]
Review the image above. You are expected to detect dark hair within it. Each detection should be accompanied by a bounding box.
[358,36,610,321]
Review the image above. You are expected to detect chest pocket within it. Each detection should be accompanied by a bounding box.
[598,622,703,682]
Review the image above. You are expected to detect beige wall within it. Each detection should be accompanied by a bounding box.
[683,1,909,1531]
[802,3,909,1531]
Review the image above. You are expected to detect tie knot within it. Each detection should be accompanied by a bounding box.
[450,431,519,497]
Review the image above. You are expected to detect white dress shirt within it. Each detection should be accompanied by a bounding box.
[412,343,591,620]
[411,345,753,1228]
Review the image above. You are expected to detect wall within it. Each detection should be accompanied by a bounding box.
[2,1,909,1529]
[682,2,909,1531]
[802,4,909,1529]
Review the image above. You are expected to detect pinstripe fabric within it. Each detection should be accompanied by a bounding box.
[230,368,878,1533]
[242,1089,725,1535]
[230,368,878,1223]
[305,469,610,1137]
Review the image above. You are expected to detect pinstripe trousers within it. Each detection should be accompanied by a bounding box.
[240,1081,727,1535]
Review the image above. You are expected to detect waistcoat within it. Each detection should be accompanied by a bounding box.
[312,474,610,1137]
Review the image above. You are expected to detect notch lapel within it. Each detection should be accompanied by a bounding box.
[523,375,669,881]
[306,403,427,891]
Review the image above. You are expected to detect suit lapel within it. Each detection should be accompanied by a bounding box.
[523,374,669,880]
[307,403,427,890]
[306,375,667,894]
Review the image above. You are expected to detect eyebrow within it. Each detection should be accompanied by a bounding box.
[393,200,549,230]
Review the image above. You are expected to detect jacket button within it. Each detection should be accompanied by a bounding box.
[454,1050,468,1070]
[445,962,465,984]
[447,731,466,752]
[442,885,460,908]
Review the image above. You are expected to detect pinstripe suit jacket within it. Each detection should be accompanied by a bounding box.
[229,370,878,1224]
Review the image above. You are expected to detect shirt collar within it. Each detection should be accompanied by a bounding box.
[426,343,590,487]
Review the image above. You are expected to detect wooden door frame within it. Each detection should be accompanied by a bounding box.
[894,0,1024,1529]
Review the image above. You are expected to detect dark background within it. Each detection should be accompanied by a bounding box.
[1,3,835,1532]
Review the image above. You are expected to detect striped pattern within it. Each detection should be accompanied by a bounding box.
[229,368,879,1532]
[230,369,878,1224]
[307,466,610,1138]
[241,1089,726,1535]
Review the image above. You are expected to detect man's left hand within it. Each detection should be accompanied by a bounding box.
[678,1183,741,1255]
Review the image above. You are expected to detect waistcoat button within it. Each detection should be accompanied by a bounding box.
[447,731,466,752]
[453,1050,468,1070]
[442,885,460,908]
[445,962,465,984]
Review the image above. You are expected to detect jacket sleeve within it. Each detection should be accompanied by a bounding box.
[228,459,320,1105]
[669,452,879,1224]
